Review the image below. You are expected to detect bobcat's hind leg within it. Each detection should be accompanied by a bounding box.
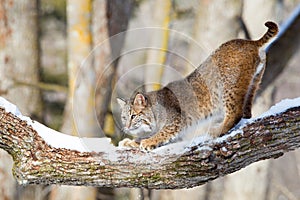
[243,56,266,118]
[216,95,244,137]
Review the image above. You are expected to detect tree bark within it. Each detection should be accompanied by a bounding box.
[0,98,300,189]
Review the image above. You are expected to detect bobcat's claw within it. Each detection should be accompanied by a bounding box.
[118,138,139,148]
[140,139,158,151]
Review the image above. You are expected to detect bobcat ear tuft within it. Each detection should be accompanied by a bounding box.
[117,98,126,108]
[133,93,147,108]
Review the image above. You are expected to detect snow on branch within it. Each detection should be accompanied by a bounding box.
[0,97,300,189]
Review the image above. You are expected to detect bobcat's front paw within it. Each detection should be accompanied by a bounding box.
[140,138,159,151]
[118,138,139,148]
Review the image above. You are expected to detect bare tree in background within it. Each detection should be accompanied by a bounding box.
[144,0,172,92]
[50,0,98,199]
[52,0,134,199]
[0,0,43,199]
[94,0,133,136]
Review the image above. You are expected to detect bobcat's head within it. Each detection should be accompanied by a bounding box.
[117,93,156,138]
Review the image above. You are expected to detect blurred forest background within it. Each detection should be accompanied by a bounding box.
[0,0,300,200]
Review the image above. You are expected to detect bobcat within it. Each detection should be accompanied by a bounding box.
[117,21,278,151]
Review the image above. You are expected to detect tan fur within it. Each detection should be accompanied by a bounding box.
[118,22,278,150]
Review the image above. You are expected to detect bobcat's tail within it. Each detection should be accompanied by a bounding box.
[256,21,279,47]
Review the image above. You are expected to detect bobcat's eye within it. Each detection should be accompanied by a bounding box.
[131,114,136,119]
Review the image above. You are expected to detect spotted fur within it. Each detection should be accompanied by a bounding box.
[118,21,278,151]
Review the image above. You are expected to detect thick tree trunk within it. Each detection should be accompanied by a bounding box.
[92,0,111,129]
[144,0,172,92]
[54,0,98,199]
[0,97,300,189]
[93,0,133,130]
[187,0,243,73]
[61,0,99,137]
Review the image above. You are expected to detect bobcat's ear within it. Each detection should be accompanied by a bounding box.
[133,93,147,109]
[117,98,126,109]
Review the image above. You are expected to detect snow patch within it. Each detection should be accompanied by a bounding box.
[256,97,300,119]
[215,98,300,143]
[28,118,90,152]
[151,133,213,156]
[0,97,22,116]
[28,120,119,155]
[0,97,117,154]
[221,146,228,152]
[150,126,214,155]
[152,140,188,155]
[214,128,243,143]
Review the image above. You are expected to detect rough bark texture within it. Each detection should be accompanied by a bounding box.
[0,104,300,189]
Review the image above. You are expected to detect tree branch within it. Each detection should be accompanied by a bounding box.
[0,97,300,189]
